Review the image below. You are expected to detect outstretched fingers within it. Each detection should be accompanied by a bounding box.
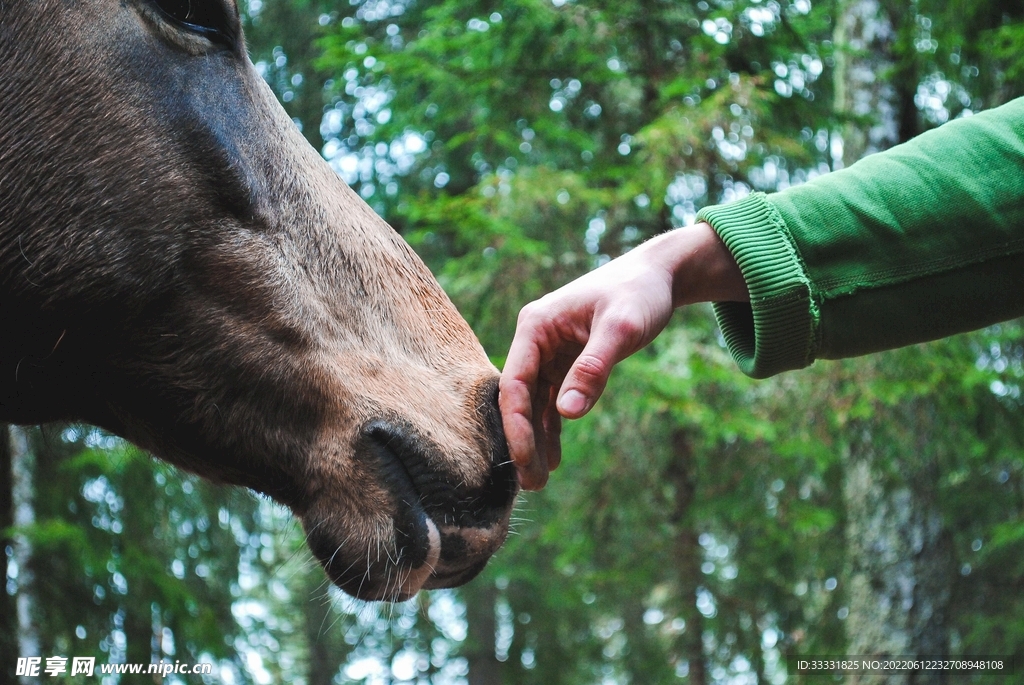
[500,302,647,489]
[555,311,642,420]
[499,316,555,489]
[500,299,584,490]
[542,384,563,472]
[500,380,538,489]
[498,224,732,490]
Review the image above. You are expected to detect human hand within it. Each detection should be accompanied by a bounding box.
[499,222,747,490]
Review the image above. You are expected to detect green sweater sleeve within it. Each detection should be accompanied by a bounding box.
[697,96,1024,378]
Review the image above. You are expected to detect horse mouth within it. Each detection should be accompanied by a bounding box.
[422,559,490,590]
[309,419,515,602]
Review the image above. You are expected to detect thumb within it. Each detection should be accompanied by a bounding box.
[556,316,637,419]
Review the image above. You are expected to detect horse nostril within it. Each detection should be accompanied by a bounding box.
[360,421,434,568]
[363,420,458,508]
[313,393,518,600]
[364,421,430,485]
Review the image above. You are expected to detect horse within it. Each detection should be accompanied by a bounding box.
[0,0,517,601]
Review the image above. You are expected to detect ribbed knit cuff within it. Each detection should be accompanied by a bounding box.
[696,193,819,378]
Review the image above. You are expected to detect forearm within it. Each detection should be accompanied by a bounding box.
[634,222,748,308]
[698,96,1024,377]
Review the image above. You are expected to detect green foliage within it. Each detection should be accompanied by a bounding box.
[9,0,1024,683]
[307,0,1024,680]
[16,426,257,673]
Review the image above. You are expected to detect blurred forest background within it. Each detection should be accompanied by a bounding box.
[4,0,1024,683]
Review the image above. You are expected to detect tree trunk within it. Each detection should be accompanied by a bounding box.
[668,429,707,685]
[879,0,921,144]
[844,416,954,685]
[303,572,347,685]
[833,4,952,681]
[304,594,337,685]
[0,426,17,684]
[10,426,38,676]
[833,0,900,165]
[751,614,767,685]
[118,455,159,669]
[464,581,502,685]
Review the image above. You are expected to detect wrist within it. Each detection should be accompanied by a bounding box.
[640,223,748,308]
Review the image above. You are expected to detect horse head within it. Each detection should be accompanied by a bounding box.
[0,0,516,600]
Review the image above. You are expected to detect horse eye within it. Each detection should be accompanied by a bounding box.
[150,0,237,46]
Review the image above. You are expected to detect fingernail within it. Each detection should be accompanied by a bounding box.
[558,389,587,416]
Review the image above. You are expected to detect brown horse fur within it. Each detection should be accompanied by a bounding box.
[0,0,517,600]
